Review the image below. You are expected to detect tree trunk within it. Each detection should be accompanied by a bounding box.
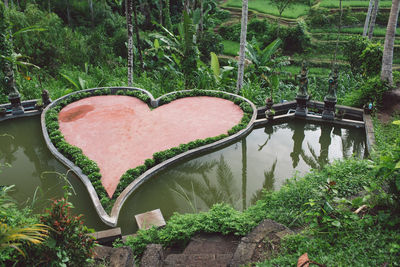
[164,0,172,30]
[126,0,134,86]
[88,0,94,25]
[134,0,144,70]
[199,0,203,33]
[333,0,343,65]
[381,0,400,85]
[4,0,8,8]
[184,0,189,14]
[368,0,380,40]
[159,0,163,25]
[235,0,248,94]
[66,0,71,25]
[363,0,374,36]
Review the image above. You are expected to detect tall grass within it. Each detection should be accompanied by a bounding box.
[224,0,310,19]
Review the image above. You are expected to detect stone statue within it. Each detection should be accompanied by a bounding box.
[4,62,18,96]
[326,67,338,101]
[297,61,308,97]
[41,89,51,106]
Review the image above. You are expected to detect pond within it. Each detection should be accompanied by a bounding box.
[0,116,367,234]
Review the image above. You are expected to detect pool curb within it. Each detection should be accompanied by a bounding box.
[41,87,257,227]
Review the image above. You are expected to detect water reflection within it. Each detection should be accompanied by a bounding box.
[0,117,106,230]
[168,155,241,211]
[0,117,367,234]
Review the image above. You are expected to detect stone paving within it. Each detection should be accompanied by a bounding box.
[58,95,243,197]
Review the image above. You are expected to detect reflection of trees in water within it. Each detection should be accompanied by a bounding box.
[299,124,332,170]
[0,118,57,176]
[0,134,17,164]
[242,139,247,211]
[258,123,290,151]
[250,159,277,205]
[340,128,365,158]
[168,155,241,212]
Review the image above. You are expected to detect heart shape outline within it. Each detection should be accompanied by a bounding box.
[41,87,257,226]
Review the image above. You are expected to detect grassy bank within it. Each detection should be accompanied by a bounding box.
[320,0,393,8]
[223,0,310,19]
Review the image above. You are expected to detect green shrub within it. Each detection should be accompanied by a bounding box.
[360,42,383,76]
[218,23,241,42]
[342,76,389,108]
[22,197,95,266]
[343,36,383,76]
[375,119,400,210]
[197,30,224,62]
[280,21,311,53]
[118,159,375,257]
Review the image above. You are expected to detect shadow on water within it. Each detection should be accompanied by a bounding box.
[117,120,367,234]
[0,117,367,234]
[0,117,108,231]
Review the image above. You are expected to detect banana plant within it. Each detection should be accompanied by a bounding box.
[245,38,290,100]
[245,38,289,78]
[147,11,199,82]
[210,52,234,85]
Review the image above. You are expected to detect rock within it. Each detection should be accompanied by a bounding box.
[94,246,134,267]
[140,244,164,267]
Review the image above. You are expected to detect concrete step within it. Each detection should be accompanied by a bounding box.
[164,253,233,267]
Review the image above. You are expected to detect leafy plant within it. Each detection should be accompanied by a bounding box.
[0,186,49,258]
[375,120,400,209]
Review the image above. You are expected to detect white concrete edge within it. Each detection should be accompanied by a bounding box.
[41,87,257,227]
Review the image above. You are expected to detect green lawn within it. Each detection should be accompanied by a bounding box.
[320,0,393,8]
[224,0,310,19]
[222,40,240,56]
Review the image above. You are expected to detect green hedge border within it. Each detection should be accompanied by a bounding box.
[45,89,253,213]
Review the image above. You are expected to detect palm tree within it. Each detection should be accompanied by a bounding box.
[363,0,374,36]
[381,0,400,85]
[126,0,134,86]
[368,0,380,40]
[133,0,144,70]
[236,0,249,94]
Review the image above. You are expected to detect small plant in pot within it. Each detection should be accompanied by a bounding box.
[0,107,6,117]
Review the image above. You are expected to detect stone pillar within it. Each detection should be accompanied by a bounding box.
[265,98,274,120]
[41,89,51,106]
[8,92,24,115]
[322,68,338,120]
[5,62,24,115]
[295,61,309,117]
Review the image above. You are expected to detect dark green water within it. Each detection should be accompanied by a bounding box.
[0,117,367,234]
